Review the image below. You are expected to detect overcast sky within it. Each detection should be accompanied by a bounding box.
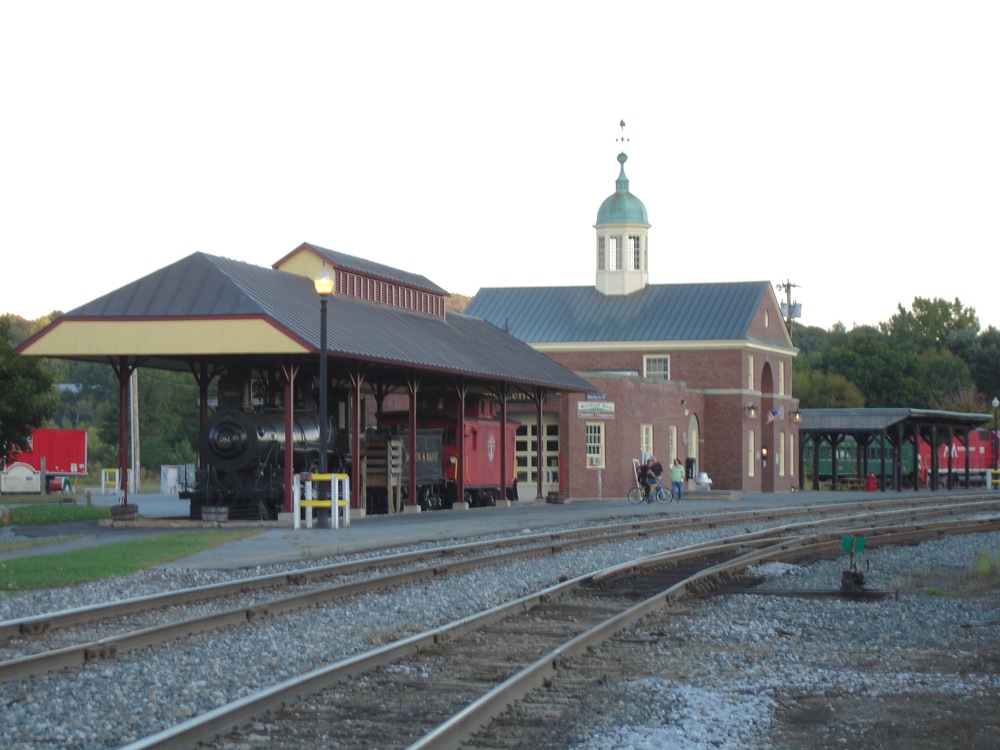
[2,2,998,332]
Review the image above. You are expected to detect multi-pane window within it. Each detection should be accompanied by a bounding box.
[669,424,678,464]
[628,235,641,270]
[597,237,606,270]
[586,422,605,468]
[607,236,619,270]
[640,423,653,458]
[644,355,669,381]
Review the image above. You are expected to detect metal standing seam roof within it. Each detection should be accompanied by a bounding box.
[289,242,448,296]
[798,408,991,434]
[39,252,595,393]
[464,282,774,344]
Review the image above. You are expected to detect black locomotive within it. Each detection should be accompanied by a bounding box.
[184,371,347,520]
[184,371,516,520]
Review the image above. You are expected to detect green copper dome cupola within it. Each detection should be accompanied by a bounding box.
[595,124,651,296]
[596,152,649,224]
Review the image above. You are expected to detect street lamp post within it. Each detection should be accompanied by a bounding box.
[315,263,334,526]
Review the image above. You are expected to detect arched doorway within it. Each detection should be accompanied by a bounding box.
[760,363,775,492]
[686,412,700,480]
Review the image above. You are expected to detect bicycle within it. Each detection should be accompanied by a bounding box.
[627,458,671,504]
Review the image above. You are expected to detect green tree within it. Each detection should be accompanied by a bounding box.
[0,316,56,462]
[137,369,198,468]
[820,328,926,407]
[788,324,830,360]
[945,325,1000,404]
[918,348,975,411]
[882,297,979,352]
[793,368,865,408]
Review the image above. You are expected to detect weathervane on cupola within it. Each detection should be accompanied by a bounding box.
[617,119,629,147]
[594,120,650,296]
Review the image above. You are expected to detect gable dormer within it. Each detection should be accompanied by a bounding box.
[274,242,449,317]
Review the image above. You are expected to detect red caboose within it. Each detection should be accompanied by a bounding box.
[441,416,518,504]
[379,404,518,508]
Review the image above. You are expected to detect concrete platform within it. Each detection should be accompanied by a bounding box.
[1,487,989,571]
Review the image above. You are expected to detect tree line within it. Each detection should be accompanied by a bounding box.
[3,295,1000,478]
[793,296,1000,413]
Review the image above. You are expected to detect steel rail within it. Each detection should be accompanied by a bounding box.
[3,500,997,684]
[409,516,1000,750]
[4,494,996,643]
[115,512,1000,750]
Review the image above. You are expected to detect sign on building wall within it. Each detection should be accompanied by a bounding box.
[577,401,615,419]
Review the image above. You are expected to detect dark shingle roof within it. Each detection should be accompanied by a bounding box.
[65,253,592,392]
[464,282,772,343]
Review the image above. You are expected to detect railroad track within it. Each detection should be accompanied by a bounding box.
[104,509,1000,750]
[2,498,998,750]
[3,497,997,687]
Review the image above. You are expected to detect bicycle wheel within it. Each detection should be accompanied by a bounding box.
[627,487,644,504]
[655,486,670,504]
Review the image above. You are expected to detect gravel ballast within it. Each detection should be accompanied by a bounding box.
[1,521,998,749]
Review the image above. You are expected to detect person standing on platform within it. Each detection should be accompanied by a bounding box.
[669,457,685,502]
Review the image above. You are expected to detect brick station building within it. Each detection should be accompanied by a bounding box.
[467,149,800,498]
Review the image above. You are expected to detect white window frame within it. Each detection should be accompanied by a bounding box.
[748,355,755,392]
[748,429,756,478]
[585,422,605,469]
[779,431,786,477]
[640,423,653,458]
[628,235,641,270]
[644,355,670,381]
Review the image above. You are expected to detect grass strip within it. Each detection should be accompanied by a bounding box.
[0,529,263,591]
[0,535,84,553]
[2,503,111,526]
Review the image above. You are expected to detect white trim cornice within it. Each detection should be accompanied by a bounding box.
[532,340,798,357]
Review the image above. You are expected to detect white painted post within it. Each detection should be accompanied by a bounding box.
[292,473,301,530]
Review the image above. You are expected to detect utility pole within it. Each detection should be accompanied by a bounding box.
[776,280,801,343]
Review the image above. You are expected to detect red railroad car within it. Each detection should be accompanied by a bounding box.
[380,407,517,508]
[1,428,88,493]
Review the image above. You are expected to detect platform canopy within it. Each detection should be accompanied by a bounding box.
[797,408,990,438]
[17,251,595,396]
[797,407,992,492]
